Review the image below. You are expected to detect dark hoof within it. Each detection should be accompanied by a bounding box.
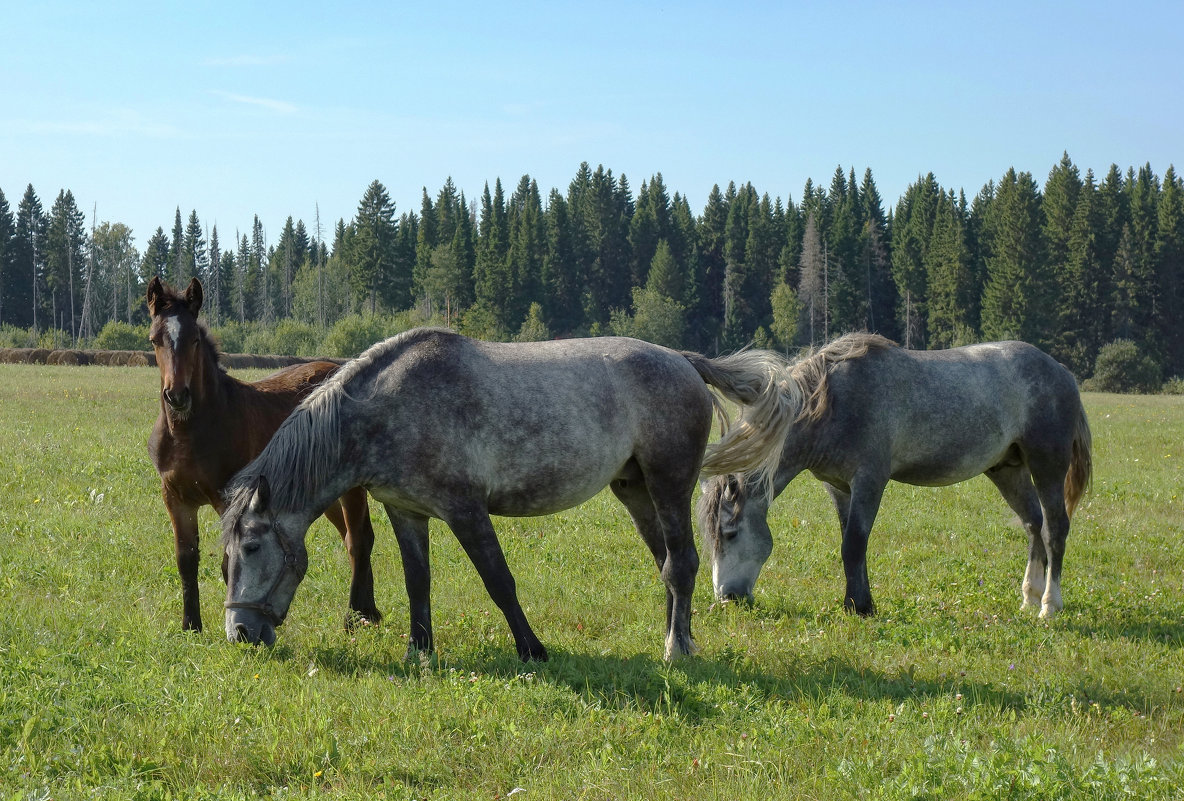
[345,608,383,631]
[519,644,549,662]
[844,598,877,617]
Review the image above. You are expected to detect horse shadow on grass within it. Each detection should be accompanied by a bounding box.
[289,635,1035,727]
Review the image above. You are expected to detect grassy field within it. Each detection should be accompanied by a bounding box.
[0,364,1181,800]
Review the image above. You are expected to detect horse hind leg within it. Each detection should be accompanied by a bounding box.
[985,463,1046,612]
[1030,463,1072,619]
[325,487,383,629]
[610,470,699,660]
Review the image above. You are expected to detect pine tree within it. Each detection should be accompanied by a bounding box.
[1055,170,1109,373]
[924,190,974,347]
[696,184,729,348]
[891,174,941,347]
[979,168,1047,345]
[1155,166,1184,375]
[169,208,185,286]
[0,188,16,327]
[798,212,826,345]
[540,189,581,335]
[348,180,400,314]
[208,225,222,326]
[13,186,46,331]
[45,189,88,339]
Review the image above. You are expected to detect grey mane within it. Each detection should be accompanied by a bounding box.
[222,327,454,524]
[791,332,896,422]
[699,332,897,493]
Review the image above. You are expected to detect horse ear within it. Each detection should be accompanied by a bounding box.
[146,276,164,316]
[184,277,204,315]
[248,475,271,514]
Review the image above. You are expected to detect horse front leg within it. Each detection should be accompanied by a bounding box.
[163,487,202,631]
[385,507,435,660]
[611,476,698,660]
[325,487,382,629]
[446,505,547,662]
[833,478,884,616]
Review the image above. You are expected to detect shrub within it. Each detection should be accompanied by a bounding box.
[270,320,321,357]
[321,314,402,358]
[0,324,35,348]
[93,321,149,351]
[1086,339,1162,394]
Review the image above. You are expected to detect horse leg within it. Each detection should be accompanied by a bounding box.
[985,464,1046,611]
[834,478,884,616]
[384,506,434,659]
[446,505,547,662]
[610,474,699,660]
[163,487,202,631]
[324,487,382,629]
[1029,461,1072,619]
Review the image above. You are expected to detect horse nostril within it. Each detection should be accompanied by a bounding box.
[234,623,250,642]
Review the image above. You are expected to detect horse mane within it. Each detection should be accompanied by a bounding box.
[791,331,896,422]
[699,332,897,491]
[221,327,453,521]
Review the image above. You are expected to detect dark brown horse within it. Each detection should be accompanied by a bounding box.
[146,276,381,632]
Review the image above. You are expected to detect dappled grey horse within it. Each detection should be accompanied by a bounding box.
[220,328,780,661]
[696,333,1092,618]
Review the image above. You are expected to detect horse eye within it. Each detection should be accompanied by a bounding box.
[243,539,262,555]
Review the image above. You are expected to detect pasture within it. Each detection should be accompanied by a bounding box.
[1,364,1181,799]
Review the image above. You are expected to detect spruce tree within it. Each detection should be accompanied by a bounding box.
[979,169,1047,345]
[0,188,15,327]
[1155,166,1184,375]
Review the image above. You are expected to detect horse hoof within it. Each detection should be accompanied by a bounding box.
[345,609,383,632]
[519,645,549,663]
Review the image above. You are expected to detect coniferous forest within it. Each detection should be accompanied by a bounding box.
[1,154,1181,387]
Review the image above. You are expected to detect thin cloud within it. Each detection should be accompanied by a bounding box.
[211,91,298,114]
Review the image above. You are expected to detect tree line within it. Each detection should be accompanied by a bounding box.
[0,154,1181,380]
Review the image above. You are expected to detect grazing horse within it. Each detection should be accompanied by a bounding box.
[146,276,381,632]
[695,332,1092,618]
[219,328,780,661]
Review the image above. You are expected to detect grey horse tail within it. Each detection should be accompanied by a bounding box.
[681,349,800,491]
[1065,399,1093,518]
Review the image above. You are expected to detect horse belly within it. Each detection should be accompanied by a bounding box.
[890,439,1011,486]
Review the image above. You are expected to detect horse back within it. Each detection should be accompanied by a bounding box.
[815,341,1080,485]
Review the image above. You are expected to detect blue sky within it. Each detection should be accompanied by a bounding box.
[2,1,1180,248]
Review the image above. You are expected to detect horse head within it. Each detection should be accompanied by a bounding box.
[222,474,310,646]
[147,276,207,418]
[697,474,774,603]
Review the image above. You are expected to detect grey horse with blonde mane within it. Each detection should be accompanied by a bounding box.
[219,328,782,661]
[695,332,1092,619]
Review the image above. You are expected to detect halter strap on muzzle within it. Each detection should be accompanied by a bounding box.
[224,517,300,627]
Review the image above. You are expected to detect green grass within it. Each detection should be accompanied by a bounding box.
[1,366,1182,799]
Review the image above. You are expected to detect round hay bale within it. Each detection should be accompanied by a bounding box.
[0,348,14,363]
[6,348,35,364]
[126,352,150,367]
[28,348,51,364]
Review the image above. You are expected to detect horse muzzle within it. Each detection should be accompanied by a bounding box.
[225,608,277,646]
[163,387,192,415]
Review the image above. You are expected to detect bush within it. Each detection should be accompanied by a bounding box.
[1086,339,1162,394]
[209,321,261,355]
[321,314,402,358]
[0,324,35,348]
[93,321,149,351]
[269,320,321,357]
[1162,376,1184,395]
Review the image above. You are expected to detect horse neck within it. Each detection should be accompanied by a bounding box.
[256,391,360,521]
